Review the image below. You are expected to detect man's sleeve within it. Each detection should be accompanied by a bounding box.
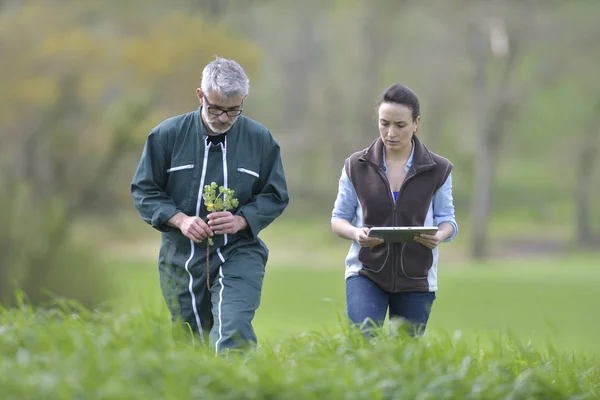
[131,130,180,232]
[235,136,289,240]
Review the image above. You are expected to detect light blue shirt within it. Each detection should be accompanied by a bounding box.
[331,144,458,291]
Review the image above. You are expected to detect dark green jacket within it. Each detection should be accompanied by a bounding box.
[131,108,289,269]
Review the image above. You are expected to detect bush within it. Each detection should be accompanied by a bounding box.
[0,183,115,309]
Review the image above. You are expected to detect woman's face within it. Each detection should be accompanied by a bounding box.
[378,102,419,151]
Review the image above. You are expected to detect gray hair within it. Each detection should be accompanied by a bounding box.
[201,56,249,99]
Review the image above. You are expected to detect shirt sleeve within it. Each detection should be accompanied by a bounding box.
[235,136,289,240]
[331,167,358,223]
[130,130,180,233]
[432,172,458,242]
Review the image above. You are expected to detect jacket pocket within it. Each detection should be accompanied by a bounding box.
[358,243,391,274]
[235,165,260,203]
[167,164,194,173]
[237,167,259,178]
[165,161,196,213]
[399,242,432,279]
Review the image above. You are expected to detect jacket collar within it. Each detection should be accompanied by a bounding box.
[195,107,242,150]
[358,135,435,173]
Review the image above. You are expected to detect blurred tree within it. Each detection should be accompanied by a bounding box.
[224,0,600,248]
[193,0,229,18]
[576,103,600,246]
[465,0,542,259]
[467,15,516,260]
[567,11,600,247]
[355,0,400,139]
[2,0,599,269]
[513,1,600,247]
[0,0,260,307]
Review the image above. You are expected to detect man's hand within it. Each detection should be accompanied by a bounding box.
[207,211,248,235]
[355,227,384,248]
[168,213,213,243]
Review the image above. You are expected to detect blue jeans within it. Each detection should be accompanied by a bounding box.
[346,275,436,337]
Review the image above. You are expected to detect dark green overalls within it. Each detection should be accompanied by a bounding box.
[131,108,289,353]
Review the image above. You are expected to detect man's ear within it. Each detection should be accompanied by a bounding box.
[196,88,203,103]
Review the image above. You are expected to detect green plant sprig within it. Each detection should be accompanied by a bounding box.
[201,182,239,289]
[202,182,239,245]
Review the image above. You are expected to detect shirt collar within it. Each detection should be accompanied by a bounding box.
[382,138,415,173]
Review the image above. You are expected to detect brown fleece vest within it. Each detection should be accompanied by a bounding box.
[344,136,452,293]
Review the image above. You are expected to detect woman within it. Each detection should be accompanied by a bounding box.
[331,83,458,337]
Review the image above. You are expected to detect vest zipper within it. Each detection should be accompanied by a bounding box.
[376,167,397,290]
[389,166,434,291]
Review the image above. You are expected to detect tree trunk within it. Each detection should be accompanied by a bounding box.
[576,109,600,246]
[193,0,227,18]
[469,15,518,259]
[356,0,399,142]
[468,18,492,260]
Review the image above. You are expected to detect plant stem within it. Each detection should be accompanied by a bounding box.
[206,241,210,289]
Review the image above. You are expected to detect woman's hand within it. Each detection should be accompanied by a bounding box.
[414,232,443,249]
[355,227,384,248]
[415,223,455,249]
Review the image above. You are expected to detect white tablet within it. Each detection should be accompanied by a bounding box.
[367,226,438,243]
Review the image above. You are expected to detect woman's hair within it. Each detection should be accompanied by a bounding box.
[376,84,420,122]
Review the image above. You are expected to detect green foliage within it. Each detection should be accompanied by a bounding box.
[202,182,239,213]
[0,305,597,398]
[0,0,261,207]
[0,183,115,308]
[202,182,239,245]
[0,1,259,307]
[223,0,600,239]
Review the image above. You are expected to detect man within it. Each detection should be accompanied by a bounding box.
[131,57,289,354]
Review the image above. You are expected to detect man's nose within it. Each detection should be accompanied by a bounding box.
[218,113,230,123]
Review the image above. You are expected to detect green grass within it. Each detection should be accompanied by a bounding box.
[1,303,598,399]
[2,257,599,398]
[112,253,600,355]
[5,216,599,397]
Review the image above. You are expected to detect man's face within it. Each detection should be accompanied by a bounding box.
[197,89,245,135]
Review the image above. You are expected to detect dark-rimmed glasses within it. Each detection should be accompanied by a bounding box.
[203,96,244,117]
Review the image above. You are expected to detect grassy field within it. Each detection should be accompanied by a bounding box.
[3,216,598,398]
[2,303,598,399]
[114,252,600,356]
[97,214,600,355]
